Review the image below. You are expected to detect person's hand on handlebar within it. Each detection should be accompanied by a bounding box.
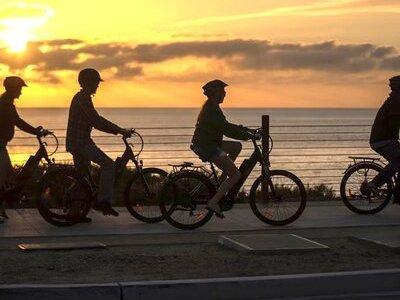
[120,128,134,138]
[36,126,53,137]
[249,128,262,140]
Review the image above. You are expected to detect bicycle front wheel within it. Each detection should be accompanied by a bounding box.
[124,167,167,223]
[340,162,392,214]
[249,170,307,226]
[160,170,215,230]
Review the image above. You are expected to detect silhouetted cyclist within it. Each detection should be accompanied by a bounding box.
[191,79,257,217]
[66,68,131,217]
[362,75,400,196]
[0,76,51,222]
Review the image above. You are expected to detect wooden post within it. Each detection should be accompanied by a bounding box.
[261,115,269,199]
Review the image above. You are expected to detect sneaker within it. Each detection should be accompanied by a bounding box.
[79,216,92,223]
[102,203,119,217]
[93,201,119,217]
[206,202,225,219]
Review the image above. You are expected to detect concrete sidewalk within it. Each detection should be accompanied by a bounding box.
[1,202,399,238]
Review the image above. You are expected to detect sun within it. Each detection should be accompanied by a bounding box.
[3,31,30,53]
[0,18,34,53]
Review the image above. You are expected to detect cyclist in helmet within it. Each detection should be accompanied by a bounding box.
[362,75,400,196]
[0,76,51,222]
[66,68,131,217]
[191,79,257,217]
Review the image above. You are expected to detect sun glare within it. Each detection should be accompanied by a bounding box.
[0,4,54,53]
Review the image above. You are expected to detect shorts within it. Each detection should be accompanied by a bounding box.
[190,144,223,162]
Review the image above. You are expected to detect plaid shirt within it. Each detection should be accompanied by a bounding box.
[66,91,122,152]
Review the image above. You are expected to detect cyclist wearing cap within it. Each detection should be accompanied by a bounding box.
[66,68,131,217]
[191,79,255,217]
[0,76,50,222]
[362,75,400,196]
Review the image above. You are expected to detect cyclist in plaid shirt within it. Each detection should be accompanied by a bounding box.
[66,68,131,217]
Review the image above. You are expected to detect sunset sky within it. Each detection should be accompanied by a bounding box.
[1,0,400,108]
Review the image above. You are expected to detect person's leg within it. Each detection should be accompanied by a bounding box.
[80,143,117,216]
[219,141,242,182]
[370,141,400,187]
[69,153,93,222]
[207,152,241,216]
[0,147,13,220]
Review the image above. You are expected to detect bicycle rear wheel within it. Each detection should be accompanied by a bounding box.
[249,170,307,225]
[36,167,92,226]
[340,162,392,214]
[160,170,215,230]
[124,167,167,223]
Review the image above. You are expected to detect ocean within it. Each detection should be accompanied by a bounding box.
[10,107,378,191]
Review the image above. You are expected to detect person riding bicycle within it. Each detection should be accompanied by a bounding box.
[362,75,400,196]
[0,76,51,223]
[191,79,257,217]
[66,68,131,217]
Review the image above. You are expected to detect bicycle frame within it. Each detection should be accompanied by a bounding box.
[221,138,268,205]
[5,134,56,202]
[82,132,148,193]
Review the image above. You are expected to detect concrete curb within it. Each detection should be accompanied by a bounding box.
[1,269,400,300]
[0,283,121,300]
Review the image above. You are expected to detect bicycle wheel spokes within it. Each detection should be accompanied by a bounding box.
[40,174,78,218]
[37,168,92,226]
[250,170,307,225]
[125,168,167,223]
[161,171,215,230]
[171,177,208,223]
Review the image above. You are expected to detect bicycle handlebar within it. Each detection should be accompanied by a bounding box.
[250,127,273,154]
[37,131,59,156]
[122,129,144,157]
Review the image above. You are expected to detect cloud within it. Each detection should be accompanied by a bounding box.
[1,38,400,83]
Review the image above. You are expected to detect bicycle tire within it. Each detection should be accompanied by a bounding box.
[340,162,392,214]
[160,170,215,230]
[249,170,307,225]
[124,167,168,223]
[36,167,92,227]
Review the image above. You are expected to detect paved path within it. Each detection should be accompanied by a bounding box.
[1,202,399,238]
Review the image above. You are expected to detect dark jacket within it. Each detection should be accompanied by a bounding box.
[370,91,400,143]
[66,90,122,152]
[0,93,38,143]
[192,100,253,150]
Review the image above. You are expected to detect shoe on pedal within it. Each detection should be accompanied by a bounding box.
[102,203,119,217]
[93,201,119,217]
[79,217,92,223]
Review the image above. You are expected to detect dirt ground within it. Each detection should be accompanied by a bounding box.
[1,237,399,284]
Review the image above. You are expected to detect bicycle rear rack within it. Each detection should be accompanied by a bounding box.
[348,156,381,163]
[168,161,210,174]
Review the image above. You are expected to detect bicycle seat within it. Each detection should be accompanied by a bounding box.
[349,156,380,161]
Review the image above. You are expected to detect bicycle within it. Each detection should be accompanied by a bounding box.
[159,128,307,230]
[0,129,59,219]
[340,156,399,214]
[36,130,167,226]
